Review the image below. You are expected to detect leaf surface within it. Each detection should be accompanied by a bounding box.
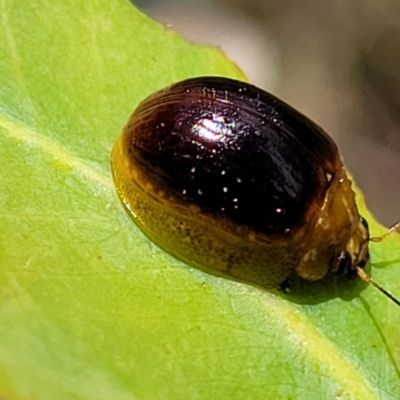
[0,1,399,399]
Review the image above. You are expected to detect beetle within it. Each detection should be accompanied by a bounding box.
[111,76,399,304]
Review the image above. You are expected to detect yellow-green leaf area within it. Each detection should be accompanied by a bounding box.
[0,1,399,399]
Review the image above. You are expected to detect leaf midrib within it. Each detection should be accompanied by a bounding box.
[0,113,112,192]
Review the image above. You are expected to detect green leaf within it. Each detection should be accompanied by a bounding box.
[0,1,399,399]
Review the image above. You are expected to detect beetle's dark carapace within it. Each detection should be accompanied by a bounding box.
[111,77,369,288]
[126,77,339,235]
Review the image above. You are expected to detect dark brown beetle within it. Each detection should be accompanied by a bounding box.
[111,76,399,303]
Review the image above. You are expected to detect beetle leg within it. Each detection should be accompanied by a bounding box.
[278,278,291,293]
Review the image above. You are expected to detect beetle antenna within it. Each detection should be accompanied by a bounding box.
[370,220,400,242]
[356,266,400,307]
